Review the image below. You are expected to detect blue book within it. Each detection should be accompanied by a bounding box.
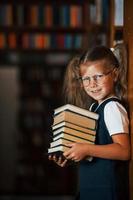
[61,5,70,27]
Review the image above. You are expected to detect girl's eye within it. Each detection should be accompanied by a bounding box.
[94,74,104,81]
[82,77,90,81]
[85,77,91,81]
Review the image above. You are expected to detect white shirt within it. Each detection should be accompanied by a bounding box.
[104,101,129,136]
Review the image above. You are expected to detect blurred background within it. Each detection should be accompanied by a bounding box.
[0,0,124,199]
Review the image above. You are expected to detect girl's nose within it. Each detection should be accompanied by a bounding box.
[89,78,97,87]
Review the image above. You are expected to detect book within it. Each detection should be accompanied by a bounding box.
[114,0,123,26]
[53,111,97,130]
[54,104,99,120]
[48,144,69,154]
[51,136,93,148]
[53,132,95,143]
[53,126,95,142]
[52,121,95,133]
[50,138,70,148]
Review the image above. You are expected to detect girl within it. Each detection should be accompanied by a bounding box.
[49,45,130,200]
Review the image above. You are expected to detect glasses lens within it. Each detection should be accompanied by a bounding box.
[82,71,112,86]
[82,77,90,86]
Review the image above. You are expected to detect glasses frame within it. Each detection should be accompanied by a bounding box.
[79,69,115,86]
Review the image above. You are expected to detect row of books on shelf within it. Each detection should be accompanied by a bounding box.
[0,4,82,27]
[48,104,99,160]
[22,33,83,49]
[0,32,83,49]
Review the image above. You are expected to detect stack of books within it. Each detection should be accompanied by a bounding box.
[48,104,99,158]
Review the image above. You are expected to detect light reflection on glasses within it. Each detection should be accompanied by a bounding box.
[79,69,114,86]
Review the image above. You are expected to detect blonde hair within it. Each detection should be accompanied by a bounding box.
[63,56,93,109]
[113,43,128,104]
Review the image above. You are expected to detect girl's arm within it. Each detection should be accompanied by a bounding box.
[63,133,130,162]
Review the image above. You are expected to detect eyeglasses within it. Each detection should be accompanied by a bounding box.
[79,69,114,86]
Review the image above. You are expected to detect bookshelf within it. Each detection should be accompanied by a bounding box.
[109,0,124,47]
[0,0,111,53]
[0,0,111,195]
[0,0,89,52]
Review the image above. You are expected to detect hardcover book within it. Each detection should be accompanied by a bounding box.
[52,133,93,145]
[53,110,97,130]
[53,126,95,142]
[50,137,92,148]
[48,144,69,154]
[52,121,95,134]
[54,104,98,119]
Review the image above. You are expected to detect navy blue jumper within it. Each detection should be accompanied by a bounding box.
[79,97,129,200]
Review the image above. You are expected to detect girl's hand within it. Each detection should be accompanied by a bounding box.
[63,143,88,162]
[48,154,68,167]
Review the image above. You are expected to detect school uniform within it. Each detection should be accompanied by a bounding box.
[79,97,129,200]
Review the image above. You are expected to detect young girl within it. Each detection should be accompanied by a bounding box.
[49,45,130,200]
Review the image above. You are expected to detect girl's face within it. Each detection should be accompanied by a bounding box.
[80,60,118,103]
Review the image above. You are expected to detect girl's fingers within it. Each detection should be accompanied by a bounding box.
[65,143,75,147]
[48,155,52,160]
[57,156,63,164]
[60,159,68,167]
[53,155,59,162]
[48,154,68,167]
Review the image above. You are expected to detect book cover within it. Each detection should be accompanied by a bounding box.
[30,5,38,26]
[45,5,53,27]
[114,0,123,26]
[8,33,17,49]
